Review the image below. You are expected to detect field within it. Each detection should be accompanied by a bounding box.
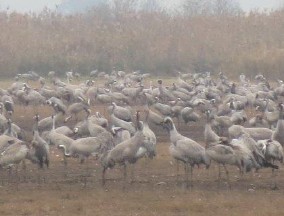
[2,2,284,214]
[0,100,283,216]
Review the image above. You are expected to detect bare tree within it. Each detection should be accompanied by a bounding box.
[183,0,213,16]
[140,0,161,12]
[183,0,241,16]
[213,0,242,16]
[111,0,138,13]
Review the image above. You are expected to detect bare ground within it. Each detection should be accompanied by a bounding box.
[0,104,284,216]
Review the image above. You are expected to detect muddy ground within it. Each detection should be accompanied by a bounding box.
[0,104,284,216]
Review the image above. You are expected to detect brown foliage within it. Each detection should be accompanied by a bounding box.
[0,8,284,78]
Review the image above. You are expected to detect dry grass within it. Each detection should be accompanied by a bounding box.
[1,187,284,216]
[1,147,284,216]
[0,8,284,78]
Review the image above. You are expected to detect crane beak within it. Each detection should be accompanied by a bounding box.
[64,116,72,123]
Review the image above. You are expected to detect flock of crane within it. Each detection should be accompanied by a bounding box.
[0,69,284,189]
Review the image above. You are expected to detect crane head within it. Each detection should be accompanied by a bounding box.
[161,117,174,131]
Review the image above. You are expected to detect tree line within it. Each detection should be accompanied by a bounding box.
[0,0,283,79]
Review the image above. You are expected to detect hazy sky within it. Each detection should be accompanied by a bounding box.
[0,0,282,13]
[0,0,61,12]
[239,0,282,11]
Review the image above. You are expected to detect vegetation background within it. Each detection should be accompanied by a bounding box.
[0,0,283,79]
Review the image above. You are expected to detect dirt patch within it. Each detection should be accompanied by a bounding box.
[1,105,284,216]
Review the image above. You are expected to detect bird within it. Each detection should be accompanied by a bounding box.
[143,106,164,126]
[3,118,18,138]
[231,134,279,172]
[121,84,144,102]
[110,113,136,135]
[46,97,67,114]
[205,141,242,187]
[181,107,200,125]
[248,114,268,128]
[59,130,114,166]
[162,117,210,188]
[87,118,107,137]
[89,112,108,128]
[65,101,91,122]
[2,95,14,116]
[204,110,224,148]
[228,125,273,141]
[256,139,283,168]
[0,103,8,133]
[271,103,284,146]
[140,109,157,159]
[111,126,131,146]
[0,141,29,174]
[264,99,280,128]
[32,114,50,168]
[100,111,148,187]
[90,70,98,77]
[152,98,172,116]
[47,115,74,166]
[110,102,132,122]
[37,112,64,133]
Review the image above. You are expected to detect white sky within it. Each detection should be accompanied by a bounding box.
[0,0,62,12]
[0,0,282,13]
[238,0,282,11]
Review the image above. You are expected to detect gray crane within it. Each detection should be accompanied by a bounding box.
[0,141,29,175]
[59,130,114,169]
[101,111,150,187]
[110,113,136,135]
[110,102,132,122]
[204,110,224,148]
[32,115,50,168]
[272,103,284,146]
[65,101,91,122]
[206,142,242,188]
[46,97,67,114]
[162,117,210,188]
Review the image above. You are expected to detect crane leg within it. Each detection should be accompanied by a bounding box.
[8,167,12,184]
[63,155,68,179]
[63,155,67,167]
[34,106,39,116]
[102,167,107,186]
[85,157,89,174]
[83,157,89,188]
[238,164,244,180]
[271,159,275,176]
[223,164,231,189]
[218,164,222,180]
[176,160,180,184]
[184,163,188,189]
[190,165,193,188]
[123,164,127,190]
[130,164,135,184]
[15,164,19,191]
[22,160,27,183]
[271,159,279,190]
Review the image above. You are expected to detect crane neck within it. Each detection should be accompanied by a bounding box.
[7,120,12,135]
[34,118,39,133]
[52,115,55,130]
[169,122,178,136]
[58,145,71,157]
